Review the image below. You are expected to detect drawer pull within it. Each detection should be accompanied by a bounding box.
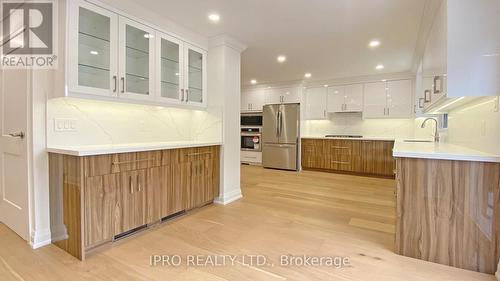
[112,158,155,166]
[331,160,350,164]
[331,146,349,149]
[187,152,212,156]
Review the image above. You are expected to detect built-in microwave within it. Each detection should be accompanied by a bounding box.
[241,127,261,152]
[241,114,263,127]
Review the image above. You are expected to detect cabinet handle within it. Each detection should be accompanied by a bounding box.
[187,152,212,156]
[113,76,117,93]
[324,110,326,117]
[120,77,125,93]
[387,108,390,115]
[185,89,189,102]
[137,175,141,192]
[129,176,134,194]
[181,89,185,101]
[331,160,350,164]
[112,158,154,166]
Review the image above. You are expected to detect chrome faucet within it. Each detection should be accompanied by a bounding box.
[421,118,440,142]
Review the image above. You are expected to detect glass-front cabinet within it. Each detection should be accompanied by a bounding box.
[68,1,118,96]
[119,18,155,100]
[67,0,207,108]
[185,45,207,106]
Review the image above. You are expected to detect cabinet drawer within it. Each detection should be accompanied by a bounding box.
[84,151,162,177]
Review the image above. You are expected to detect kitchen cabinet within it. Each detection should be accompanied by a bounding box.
[363,80,413,118]
[49,145,220,260]
[266,87,300,104]
[305,87,328,120]
[327,84,363,113]
[66,0,207,108]
[301,138,394,177]
[241,88,266,112]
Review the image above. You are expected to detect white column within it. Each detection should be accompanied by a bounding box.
[208,35,247,205]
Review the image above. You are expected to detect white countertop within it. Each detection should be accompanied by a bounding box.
[301,136,395,141]
[47,141,223,156]
[393,140,500,163]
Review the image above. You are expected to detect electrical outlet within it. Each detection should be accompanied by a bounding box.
[54,118,77,132]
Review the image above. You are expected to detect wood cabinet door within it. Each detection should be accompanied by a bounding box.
[361,141,394,176]
[301,139,326,169]
[160,165,185,218]
[114,170,147,235]
[84,174,117,249]
[146,167,162,223]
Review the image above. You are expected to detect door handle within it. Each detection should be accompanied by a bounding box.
[120,77,125,93]
[113,76,117,92]
[181,89,185,101]
[8,132,25,139]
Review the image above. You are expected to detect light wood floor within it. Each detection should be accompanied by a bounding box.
[0,165,495,281]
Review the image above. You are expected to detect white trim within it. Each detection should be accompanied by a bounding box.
[214,189,243,205]
[208,35,247,53]
[30,228,52,249]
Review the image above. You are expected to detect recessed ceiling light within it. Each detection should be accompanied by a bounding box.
[208,14,220,22]
[90,50,99,55]
[323,85,328,88]
[369,40,380,48]
[376,64,385,70]
[381,79,387,82]
[304,73,312,78]
[250,79,257,84]
[277,55,286,63]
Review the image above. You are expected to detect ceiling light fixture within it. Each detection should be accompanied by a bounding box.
[304,73,312,78]
[376,64,385,70]
[324,85,329,88]
[277,55,286,63]
[250,79,257,84]
[208,14,220,22]
[369,40,380,48]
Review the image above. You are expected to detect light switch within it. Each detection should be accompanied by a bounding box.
[54,118,77,132]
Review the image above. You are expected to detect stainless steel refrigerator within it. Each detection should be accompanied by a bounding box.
[262,103,300,171]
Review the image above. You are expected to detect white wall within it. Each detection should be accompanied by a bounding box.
[47,98,222,147]
[446,96,500,154]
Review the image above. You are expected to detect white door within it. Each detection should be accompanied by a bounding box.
[68,0,119,97]
[305,87,327,120]
[344,84,363,112]
[386,80,413,118]
[327,86,345,112]
[363,82,387,118]
[246,89,266,111]
[266,88,282,104]
[0,69,30,240]
[280,87,299,103]
[118,16,156,101]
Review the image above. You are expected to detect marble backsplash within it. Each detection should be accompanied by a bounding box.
[47,98,223,147]
[301,113,435,140]
[447,96,500,154]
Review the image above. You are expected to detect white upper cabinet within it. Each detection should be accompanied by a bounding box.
[386,80,413,118]
[241,89,266,112]
[363,80,413,118]
[305,87,327,120]
[66,0,208,108]
[118,17,155,100]
[266,87,300,104]
[328,84,363,113]
[156,32,183,104]
[68,1,118,97]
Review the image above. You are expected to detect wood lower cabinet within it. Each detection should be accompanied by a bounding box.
[49,145,220,260]
[301,138,394,177]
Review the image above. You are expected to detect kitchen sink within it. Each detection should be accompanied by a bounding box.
[403,140,434,143]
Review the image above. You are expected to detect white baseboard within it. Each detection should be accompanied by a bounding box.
[214,189,243,205]
[30,228,52,249]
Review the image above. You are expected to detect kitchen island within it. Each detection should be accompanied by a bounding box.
[393,140,500,274]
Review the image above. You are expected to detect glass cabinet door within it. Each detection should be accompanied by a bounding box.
[119,17,155,99]
[185,45,206,106]
[157,33,183,102]
[69,1,118,96]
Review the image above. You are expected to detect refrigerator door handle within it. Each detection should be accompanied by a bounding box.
[278,111,283,137]
[276,112,280,137]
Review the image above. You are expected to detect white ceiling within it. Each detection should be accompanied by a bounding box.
[144,0,427,86]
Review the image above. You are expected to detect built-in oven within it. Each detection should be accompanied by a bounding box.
[241,114,263,127]
[241,127,262,152]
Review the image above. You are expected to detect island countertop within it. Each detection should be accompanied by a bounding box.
[392,140,500,163]
[47,141,223,156]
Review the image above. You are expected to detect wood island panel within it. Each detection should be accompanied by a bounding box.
[395,157,500,274]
